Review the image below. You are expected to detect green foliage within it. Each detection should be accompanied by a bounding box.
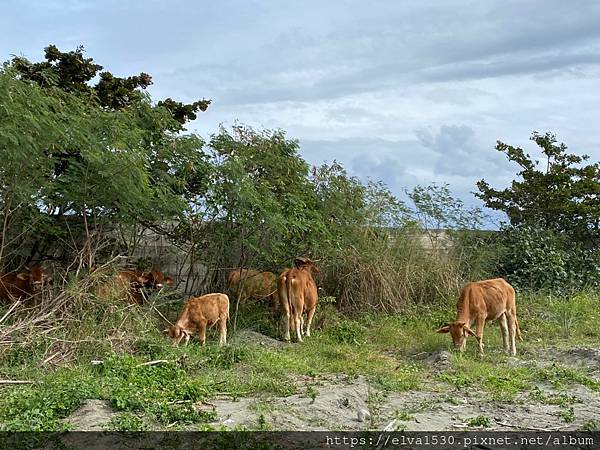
[325,321,368,345]
[305,386,319,404]
[528,388,580,407]
[580,420,599,432]
[496,225,600,292]
[477,131,600,244]
[0,370,97,431]
[451,230,503,280]
[467,415,491,427]
[409,183,487,232]
[0,45,210,265]
[535,365,599,391]
[98,354,218,425]
[395,410,414,421]
[104,412,150,431]
[205,125,322,265]
[558,407,575,423]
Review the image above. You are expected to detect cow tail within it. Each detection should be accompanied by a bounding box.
[226,294,231,321]
[286,275,294,318]
[515,316,523,341]
[511,284,523,341]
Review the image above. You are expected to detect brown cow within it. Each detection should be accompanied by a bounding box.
[436,278,523,355]
[96,267,173,305]
[144,267,174,289]
[227,268,278,310]
[0,265,49,303]
[277,257,320,342]
[164,293,229,346]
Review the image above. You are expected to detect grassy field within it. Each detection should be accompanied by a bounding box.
[0,290,599,431]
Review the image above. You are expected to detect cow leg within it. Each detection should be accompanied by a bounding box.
[219,317,227,347]
[279,287,291,342]
[507,311,517,356]
[475,318,485,354]
[199,321,207,346]
[294,312,303,343]
[305,307,316,337]
[280,309,291,342]
[499,313,510,354]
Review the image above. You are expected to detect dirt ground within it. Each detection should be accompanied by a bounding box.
[66,339,600,431]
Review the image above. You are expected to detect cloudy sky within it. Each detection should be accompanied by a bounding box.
[3,0,600,222]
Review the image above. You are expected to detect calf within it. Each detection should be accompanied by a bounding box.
[277,257,320,342]
[144,267,174,289]
[436,278,523,355]
[0,265,49,303]
[97,267,173,305]
[227,268,278,309]
[164,293,229,346]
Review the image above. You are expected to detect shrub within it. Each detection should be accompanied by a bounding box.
[496,225,600,292]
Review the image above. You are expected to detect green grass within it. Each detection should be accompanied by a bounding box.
[580,419,599,431]
[0,290,599,430]
[467,415,491,427]
[104,412,150,431]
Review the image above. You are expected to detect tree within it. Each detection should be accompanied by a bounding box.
[476,132,600,244]
[0,45,211,267]
[206,125,324,266]
[409,183,486,232]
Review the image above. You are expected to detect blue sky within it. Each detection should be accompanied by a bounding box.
[3,0,600,221]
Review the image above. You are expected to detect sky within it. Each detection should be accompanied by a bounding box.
[3,0,600,224]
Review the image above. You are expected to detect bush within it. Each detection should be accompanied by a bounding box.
[496,225,600,292]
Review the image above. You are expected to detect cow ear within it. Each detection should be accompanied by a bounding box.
[16,273,29,280]
[165,276,174,285]
[464,326,477,337]
[436,325,451,334]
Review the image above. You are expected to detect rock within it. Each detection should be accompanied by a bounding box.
[357,408,371,422]
[426,350,452,369]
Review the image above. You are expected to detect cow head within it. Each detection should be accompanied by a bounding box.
[18,265,51,288]
[163,325,190,346]
[144,268,173,289]
[436,321,476,351]
[294,257,321,274]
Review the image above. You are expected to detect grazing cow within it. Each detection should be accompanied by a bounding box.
[96,269,147,304]
[144,267,174,290]
[278,257,320,342]
[97,267,173,305]
[164,293,229,346]
[227,268,278,310]
[436,278,523,355]
[0,265,49,303]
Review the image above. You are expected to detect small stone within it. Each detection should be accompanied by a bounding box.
[357,409,371,422]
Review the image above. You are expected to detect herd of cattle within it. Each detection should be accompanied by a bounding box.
[0,258,522,355]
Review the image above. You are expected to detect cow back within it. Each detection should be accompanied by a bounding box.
[0,272,33,302]
[182,293,229,325]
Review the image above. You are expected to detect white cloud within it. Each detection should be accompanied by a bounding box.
[2,0,600,217]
